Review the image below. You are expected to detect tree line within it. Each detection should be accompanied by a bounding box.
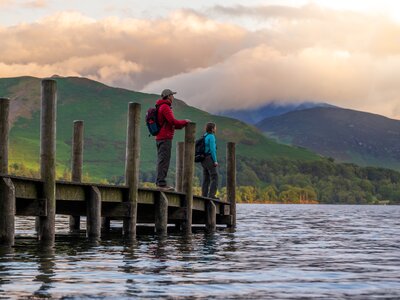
[230,157,400,204]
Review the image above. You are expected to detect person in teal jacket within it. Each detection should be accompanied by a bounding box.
[201,122,218,198]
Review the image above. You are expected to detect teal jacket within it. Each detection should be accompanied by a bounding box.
[204,133,217,163]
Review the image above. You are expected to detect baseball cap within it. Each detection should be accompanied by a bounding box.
[161,89,177,98]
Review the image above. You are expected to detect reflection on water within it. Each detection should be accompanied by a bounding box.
[0,205,400,299]
[33,245,55,298]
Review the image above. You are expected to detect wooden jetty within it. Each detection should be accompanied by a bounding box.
[0,79,236,246]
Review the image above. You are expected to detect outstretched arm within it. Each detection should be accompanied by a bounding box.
[162,106,188,129]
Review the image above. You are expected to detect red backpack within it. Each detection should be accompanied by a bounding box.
[145,105,162,136]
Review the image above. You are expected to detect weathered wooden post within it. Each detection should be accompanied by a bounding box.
[87,186,101,239]
[38,79,57,244]
[123,102,141,239]
[0,98,15,245]
[175,142,184,192]
[0,98,10,174]
[70,120,83,232]
[155,191,168,234]
[0,178,15,246]
[227,142,236,227]
[206,200,216,232]
[182,122,196,234]
[173,141,185,231]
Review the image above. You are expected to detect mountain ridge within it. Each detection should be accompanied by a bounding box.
[257,106,400,170]
[217,102,335,124]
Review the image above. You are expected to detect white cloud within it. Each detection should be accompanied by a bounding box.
[144,46,399,113]
[0,10,248,89]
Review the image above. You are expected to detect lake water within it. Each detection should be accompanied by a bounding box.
[0,204,399,299]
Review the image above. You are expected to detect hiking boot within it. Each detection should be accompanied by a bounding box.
[157,185,175,191]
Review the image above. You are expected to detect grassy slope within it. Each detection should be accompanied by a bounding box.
[0,76,319,181]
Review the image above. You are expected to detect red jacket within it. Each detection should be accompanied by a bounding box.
[156,99,188,140]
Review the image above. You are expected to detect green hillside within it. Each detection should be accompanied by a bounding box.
[0,76,319,183]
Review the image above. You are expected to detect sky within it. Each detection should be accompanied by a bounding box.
[1,0,400,118]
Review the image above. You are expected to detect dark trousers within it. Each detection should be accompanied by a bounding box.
[201,156,218,198]
[156,139,172,187]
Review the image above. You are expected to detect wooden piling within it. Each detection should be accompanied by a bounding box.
[155,191,168,234]
[174,142,184,231]
[182,122,196,234]
[70,120,84,232]
[0,98,14,245]
[175,142,184,192]
[38,79,57,244]
[87,186,101,239]
[206,200,216,232]
[123,102,141,239]
[227,142,236,227]
[0,98,10,175]
[0,178,15,245]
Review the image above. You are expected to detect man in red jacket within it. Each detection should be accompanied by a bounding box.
[156,89,190,190]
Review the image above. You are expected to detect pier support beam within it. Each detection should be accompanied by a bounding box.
[175,141,184,192]
[38,79,57,244]
[182,122,196,234]
[0,98,10,175]
[70,120,84,232]
[87,186,101,239]
[155,191,168,235]
[0,178,15,246]
[227,142,236,228]
[206,200,216,233]
[123,102,141,239]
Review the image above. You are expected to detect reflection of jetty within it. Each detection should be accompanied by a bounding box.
[0,79,236,246]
